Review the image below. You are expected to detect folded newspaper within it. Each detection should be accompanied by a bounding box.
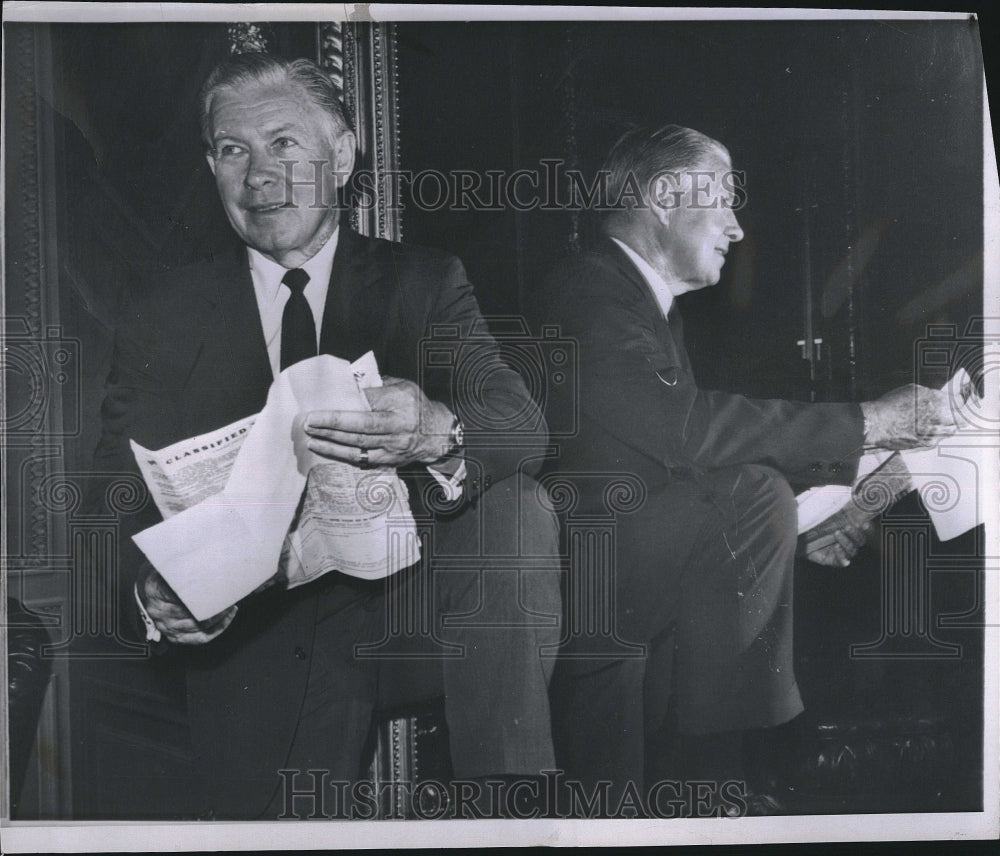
[796,368,992,542]
[131,352,420,621]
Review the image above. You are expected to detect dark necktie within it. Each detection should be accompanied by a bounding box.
[279,268,316,371]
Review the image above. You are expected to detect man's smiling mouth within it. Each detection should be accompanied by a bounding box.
[249,202,291,214]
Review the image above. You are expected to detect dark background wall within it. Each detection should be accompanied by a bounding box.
[396,20,983,403]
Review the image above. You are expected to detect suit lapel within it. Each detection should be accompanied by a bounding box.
[598,237,688,369]
[209,244,274,400]
[319,228,395,363]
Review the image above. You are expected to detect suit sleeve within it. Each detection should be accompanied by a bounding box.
[544,255,865,487]
[89,284,176,646]
[424,255,550,499]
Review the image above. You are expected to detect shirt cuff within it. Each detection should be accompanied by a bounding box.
[134,583,162,643]
[427,460,466,502]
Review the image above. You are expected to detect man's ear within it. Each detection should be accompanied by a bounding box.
[649,196,672,229]
[331,130,357,189]
[650,173,681,227]
[205,152,217,177]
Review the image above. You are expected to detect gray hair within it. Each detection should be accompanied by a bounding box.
[199,53,352,151]
[602,123,729,217]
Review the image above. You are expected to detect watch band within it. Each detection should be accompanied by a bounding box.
[446,415,465,457]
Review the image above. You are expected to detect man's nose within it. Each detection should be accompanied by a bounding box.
[244,149,280,191]
[725,210,744,243]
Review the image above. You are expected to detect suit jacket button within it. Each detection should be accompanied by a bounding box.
[294,647,307,661]
[484,475,493,488]
[809,463,823,473]
[471,479,480,490]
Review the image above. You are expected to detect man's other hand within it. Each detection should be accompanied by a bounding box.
[304,376,455,468]
[799,504,877,567]
[140,568,237,645]
[799,452,914,567]
[860,383,960,450]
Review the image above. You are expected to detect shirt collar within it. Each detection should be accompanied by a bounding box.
[247,226,340,301]
[609,236,678,318]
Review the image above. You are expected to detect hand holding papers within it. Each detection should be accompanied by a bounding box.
[132,353,420,622]
[139,567,238,644]
[860,378,963,450]
[304,375,458,467]
[898,367,995,541]
[797,452,911,566]
[798,369,991,564]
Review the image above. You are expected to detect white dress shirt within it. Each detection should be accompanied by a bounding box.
[610,237,680,319]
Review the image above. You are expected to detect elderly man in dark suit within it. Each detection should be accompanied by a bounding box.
[94,53,560,819]
[535,124,958,812]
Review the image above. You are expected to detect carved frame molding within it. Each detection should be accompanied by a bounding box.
[319,21,402,242]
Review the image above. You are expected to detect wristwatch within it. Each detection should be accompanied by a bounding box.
[445,414,465,457]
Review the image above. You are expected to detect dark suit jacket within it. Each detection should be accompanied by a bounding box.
[536,237,865,497]
[93,226,547,816]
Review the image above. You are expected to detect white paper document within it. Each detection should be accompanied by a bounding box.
[132,353,420,621]
[796,369,991,541]
[899,366,997,541]
[130,415,257,518]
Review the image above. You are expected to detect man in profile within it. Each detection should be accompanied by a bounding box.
[94,53,560,819]
[536,124,958,812]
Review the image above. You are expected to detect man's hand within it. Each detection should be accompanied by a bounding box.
[140,567,237,645]
[304,376,455,468]
[799,452,914,567]
[799,504,877,567]
[860,384,960,450]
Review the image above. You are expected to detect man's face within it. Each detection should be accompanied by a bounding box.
[205,79,355,266]
[653,150,744,292]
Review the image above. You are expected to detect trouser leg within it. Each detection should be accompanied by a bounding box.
[261,579,383,819]
[549,656,647,798]
[551,465,801,795]
[432,472,562,778]
[671,464,802,735]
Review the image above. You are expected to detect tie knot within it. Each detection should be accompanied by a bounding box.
[282,268,310,295]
